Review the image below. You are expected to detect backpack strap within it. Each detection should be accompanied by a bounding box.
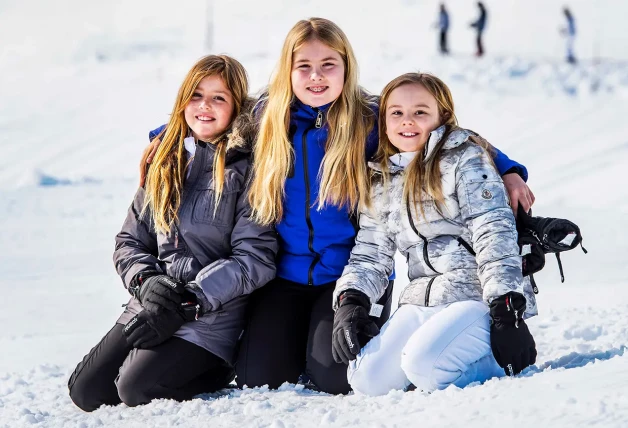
[530,274,539,294]
[555,253,565,282]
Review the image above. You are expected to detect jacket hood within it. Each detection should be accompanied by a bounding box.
[221,96,258,158]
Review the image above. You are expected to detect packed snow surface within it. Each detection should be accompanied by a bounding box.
[1,0,627,426]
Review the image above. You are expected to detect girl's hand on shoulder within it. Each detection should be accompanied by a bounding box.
[139,138,161,187]
[502,173,535,217]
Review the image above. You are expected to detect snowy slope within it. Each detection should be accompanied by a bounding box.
[1,0,628,426]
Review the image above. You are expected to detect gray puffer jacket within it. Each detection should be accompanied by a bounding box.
[334,126,537,318]
[113,110,278,364]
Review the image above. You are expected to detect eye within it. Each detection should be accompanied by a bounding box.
[213,95,226,102]
[415,110,426,116]
[298,64,310,69]
[390,110,402,116]
[191,92,202,98]
[323,62,335,68]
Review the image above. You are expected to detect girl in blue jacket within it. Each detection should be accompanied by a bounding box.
[236,17,533,395]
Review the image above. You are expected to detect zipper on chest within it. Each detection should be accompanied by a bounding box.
[301,126,320,286]
[315,109,323,129]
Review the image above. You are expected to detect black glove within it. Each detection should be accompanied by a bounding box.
[489,291,537,376]
[129,271,185,313]
[332,290,380,365]
[122,291,199,348]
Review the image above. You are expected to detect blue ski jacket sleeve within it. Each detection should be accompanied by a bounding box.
[492,148,528,182]
[149,125,166,142]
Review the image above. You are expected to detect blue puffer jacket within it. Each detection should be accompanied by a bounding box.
[148,101,527,287]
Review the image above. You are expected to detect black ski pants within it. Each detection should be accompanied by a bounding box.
[235,278,393,395]
[68,323,235,412]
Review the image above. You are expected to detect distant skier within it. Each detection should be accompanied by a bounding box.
[437,3,450,55]
[561,7,577,64]
[470,1,487,57]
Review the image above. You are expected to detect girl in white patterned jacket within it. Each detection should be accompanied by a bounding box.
[331,73,537,396]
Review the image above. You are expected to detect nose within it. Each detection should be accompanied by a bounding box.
[310,66,324,81]
[199,98,212,110]
[401,115,415,126]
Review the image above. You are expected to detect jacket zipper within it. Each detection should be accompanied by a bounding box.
[302,123,320,286]
[315,110,323,129]
[425,277,436,307]
[405,202,440,274]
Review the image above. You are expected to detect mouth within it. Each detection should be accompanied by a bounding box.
[307,86,328,94]
[398,132,419,138]
[196,115,215,123]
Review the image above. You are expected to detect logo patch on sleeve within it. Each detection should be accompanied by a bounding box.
[481,189,493,200]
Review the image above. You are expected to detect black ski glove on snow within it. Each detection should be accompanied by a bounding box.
[128,271,185,313]
[332,290,380,365]
[123,291,200,349]
[489,291,537,376]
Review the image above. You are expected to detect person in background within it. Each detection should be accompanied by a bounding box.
[438,3,450,55]
[561,7,577,64]
[470,1,488,57]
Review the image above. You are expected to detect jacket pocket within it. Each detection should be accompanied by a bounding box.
[461,170,509,217]
[192,180,241,227]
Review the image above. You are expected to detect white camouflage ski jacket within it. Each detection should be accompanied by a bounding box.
[334,126,537,318]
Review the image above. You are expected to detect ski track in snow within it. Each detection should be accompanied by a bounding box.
[2,0,628,426]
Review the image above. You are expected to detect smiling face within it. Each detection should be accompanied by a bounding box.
[385,83,442,153]
[291,38,345,108]
[184,75,235,142]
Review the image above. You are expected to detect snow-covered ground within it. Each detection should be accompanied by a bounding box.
[1,0,627,426]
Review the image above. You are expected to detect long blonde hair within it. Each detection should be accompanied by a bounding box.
[377,73,460,218]
[143,55,249,235]
[249,17,376,226]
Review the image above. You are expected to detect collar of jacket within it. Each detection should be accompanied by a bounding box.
[291,98,333,121]
[368,125,477,173]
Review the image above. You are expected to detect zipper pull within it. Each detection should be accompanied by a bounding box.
[174,229,179,248]
[195,304,201,320]
[315,110,323,128]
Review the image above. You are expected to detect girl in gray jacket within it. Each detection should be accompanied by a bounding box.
[331,73,537,396]
[68,55,278,411]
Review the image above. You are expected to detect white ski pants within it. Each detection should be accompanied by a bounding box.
[348,300,504,396]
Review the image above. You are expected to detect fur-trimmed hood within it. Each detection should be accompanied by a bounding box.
[222,96,258,157]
